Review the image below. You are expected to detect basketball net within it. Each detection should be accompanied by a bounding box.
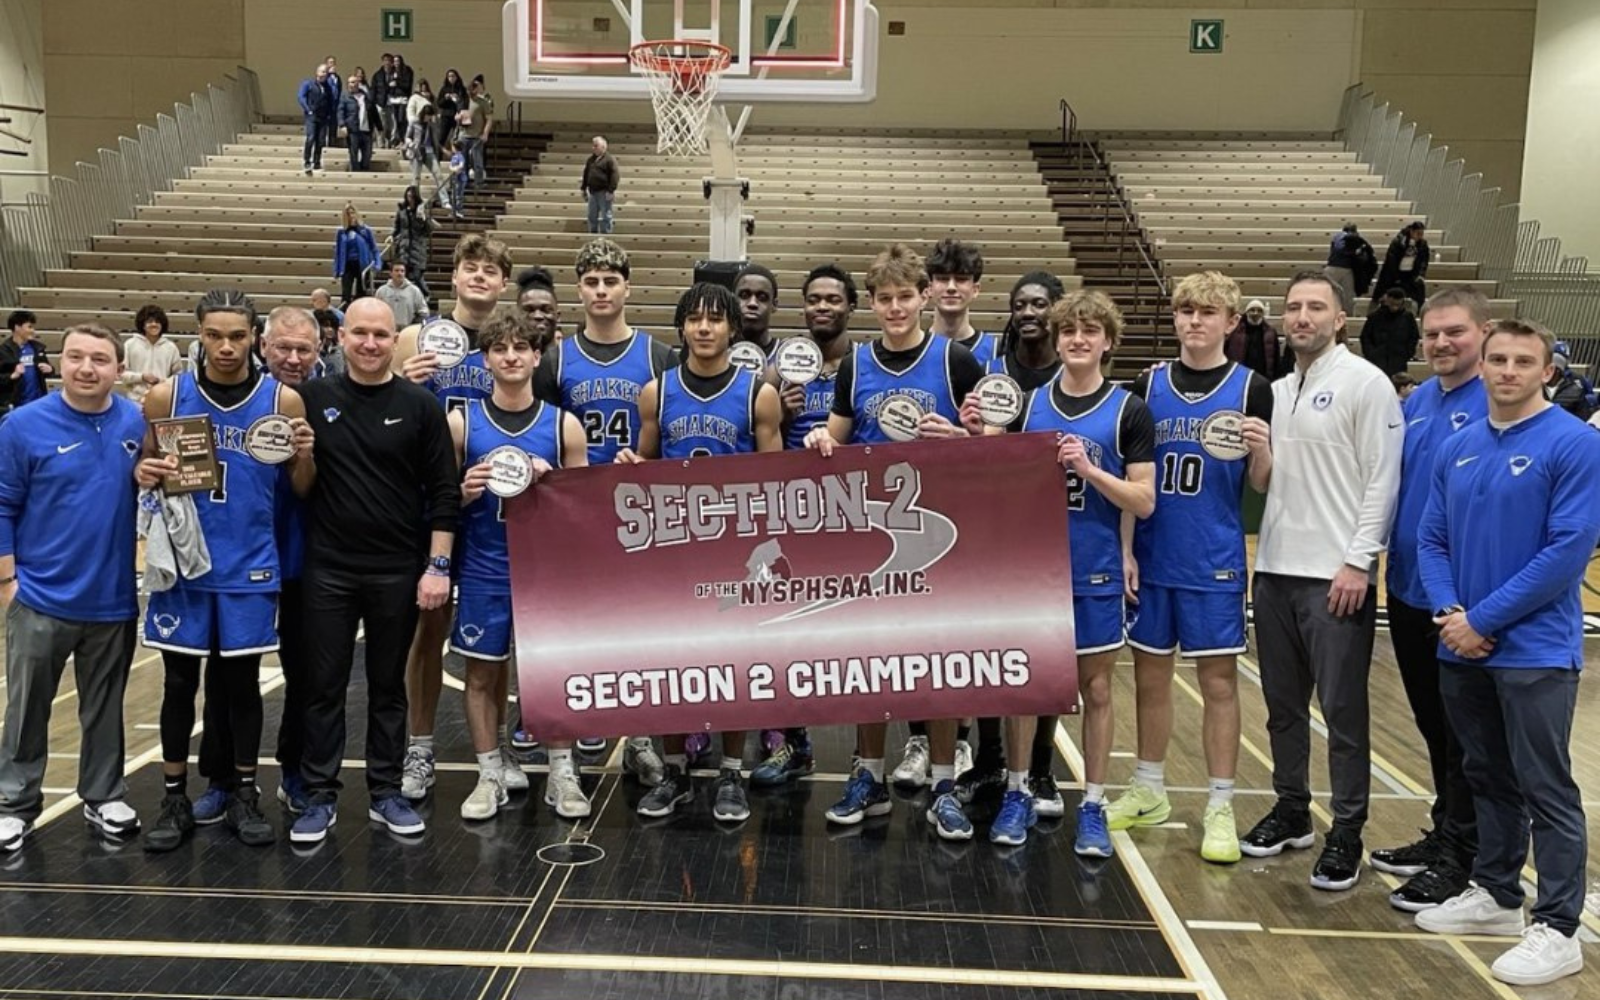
[629,40,732,157]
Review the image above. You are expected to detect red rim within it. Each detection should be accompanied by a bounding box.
[628,40,733,75]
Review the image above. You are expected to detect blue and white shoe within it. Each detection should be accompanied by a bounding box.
[192,785,230,826]
[276,770,309,815]
[926,781,974,841]
[368,795,426,836]
[990,789,1039,846]
[289,802,337,844]
[825,768,892,825]
[1075,800,1114,858]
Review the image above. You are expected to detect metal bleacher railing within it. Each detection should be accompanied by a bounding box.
[1338,84,1600,366]
[0,67,263,307]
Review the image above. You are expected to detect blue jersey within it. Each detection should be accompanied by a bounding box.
[169,372,284,592]
[13,342,47,406]
[960,332,1001,370]
[1133,363,1251,592]
[785,370,838,450]
[428,350,494,415]
[1386,375,1487,608]
[849,337,961,445]
[658,366,760,459]
[457,399,564,593]
[1419,406,1600,669]
[1021,384,1134,597]
[557,331,656,464]
[0,394,144,621]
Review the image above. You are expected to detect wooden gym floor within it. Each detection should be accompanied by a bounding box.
[0,551,1596,1000]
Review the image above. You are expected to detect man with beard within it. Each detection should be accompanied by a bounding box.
[748,263,858,789]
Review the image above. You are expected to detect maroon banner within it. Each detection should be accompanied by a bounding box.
[509,434,1078,740]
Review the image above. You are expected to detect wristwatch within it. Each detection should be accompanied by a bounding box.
[425,555,451,576]
[1435,604,1464,617]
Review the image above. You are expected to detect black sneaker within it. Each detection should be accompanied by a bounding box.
[636,765,691,818]
[1389,859,1469,913]
[1310,827,1363,892]
[1240,802,1315,857]
[1028,772,1065,818]
[953,761,1006,805]
[225,787,276,847]
[142,794,195,853]
[1369,828,1441,877]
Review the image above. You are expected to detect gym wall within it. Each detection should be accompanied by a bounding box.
[1521,0,1600,266]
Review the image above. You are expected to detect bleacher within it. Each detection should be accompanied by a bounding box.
[1098,135,1512,337]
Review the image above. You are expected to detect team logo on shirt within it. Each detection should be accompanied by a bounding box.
[122,439,141,457]
[1312,390,1334,411]
[458,623,485,648]
[151,614,181,639]
[323,407,341,423]
[1450,411,1471,430]
[1508,455,1533,477]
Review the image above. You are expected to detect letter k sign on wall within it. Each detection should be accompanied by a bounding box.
[1190,19,1223,54]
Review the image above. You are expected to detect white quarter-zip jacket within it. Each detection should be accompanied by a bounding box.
[1256,343,1404,580]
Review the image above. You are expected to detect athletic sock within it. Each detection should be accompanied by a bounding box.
[163,772,186,796]
[1207,777,1235,809]
[664,753,689,773]
[719,756,743,774]
[549,748,574,768]
[476,749,503,773]
[930,763,955,786]
[1134,759,1166,795]
[858,757,885,782]
[234,771,256,792]
[1007,769,1028,792]
[1084,782,1106,804]
[410,734,435,752]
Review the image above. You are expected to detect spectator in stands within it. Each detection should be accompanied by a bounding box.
[376,263,428,330]
[122,304,183,403]
[338,75,380,173]
[1375,222,1430,311]
[1360,288,1422,377]
[582,136,620,235]
[1324,223,1376,313]
[387,54,414,148]
[298,64,333,175]
[313,309,345,378]
[333,203,382,307]
[407,79,434,132]
[372,54,394,147]
[436,69,468,151]
[1545,344,1594,421]
[445,140,468,221]
[457,76,494,189]
[392,185,436,300]
[1225,298,1289,379]
[309,288,343,328]
[0,310,50,418]
[1391,371,1418,399]
[321,56,342,150]
[407,107,450,210]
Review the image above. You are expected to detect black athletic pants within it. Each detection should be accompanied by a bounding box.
[197,579,309,788]
[300,564,418,804]
[160,650,263,773]
[339,260,366,308]
[1387,597,1476,864]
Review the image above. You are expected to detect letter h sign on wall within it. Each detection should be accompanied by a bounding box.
[382,9,413,42]
[1190,19,1223,53]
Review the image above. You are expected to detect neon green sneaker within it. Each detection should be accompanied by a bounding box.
[1105,781,1171,831]
[1201,801,1242,864]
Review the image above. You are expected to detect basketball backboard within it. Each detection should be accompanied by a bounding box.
[501,0,878,102]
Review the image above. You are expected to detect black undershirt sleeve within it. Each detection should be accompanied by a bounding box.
[1129,371,1152,400]
[649,339,678,378]
[947,343,984,403]
[1244,371,1275,423]
[1119,396,1157,465]
[419,393,459,533]
[532,344,562,406]
[830,350,858,419]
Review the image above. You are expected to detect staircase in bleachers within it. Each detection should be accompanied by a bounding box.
[1097,135,1513,344]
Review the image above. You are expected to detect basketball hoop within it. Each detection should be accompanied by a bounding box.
[629,40,732,157]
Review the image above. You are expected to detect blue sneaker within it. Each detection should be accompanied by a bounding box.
[825,768,892,825]
[289,802,337,844]
[750,740,815,788]
[509,727,540,752]
[1075,800,1114,858]
[926,781,974,841]
[192,785,230,826]
[990,789,1038,846]
[276,770,308,815]
[368,795,426,836]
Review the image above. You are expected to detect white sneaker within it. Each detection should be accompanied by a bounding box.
[0,816,30,852]
[624,737,665,787]
[954,739,974,780]
[460,770,507,821]
[83,800,140,837]
[499,750,530,792]
[544,758,592,819]
[891,735,931,789]
[401,745,436,801]
[1415,884,1525,936]
[1491,923,1583,986]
